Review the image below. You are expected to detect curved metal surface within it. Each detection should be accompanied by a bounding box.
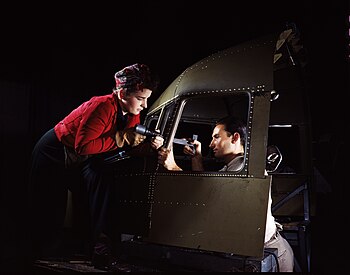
[148,33,278,114]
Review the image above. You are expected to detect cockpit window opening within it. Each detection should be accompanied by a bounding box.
[169,92,250,173]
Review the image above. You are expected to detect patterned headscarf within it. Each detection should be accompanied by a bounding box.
[114,63,154,92]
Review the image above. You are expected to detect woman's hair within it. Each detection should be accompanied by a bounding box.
[113,63,160,95]
[216,116,247,146]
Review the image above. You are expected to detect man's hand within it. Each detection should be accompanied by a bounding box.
[115,128,146,148]
[183,140,204,171]
[183,140,202,157]
[158,147,182,171]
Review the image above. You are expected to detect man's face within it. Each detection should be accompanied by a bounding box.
[209,124,234,159]
[119,88,152,115]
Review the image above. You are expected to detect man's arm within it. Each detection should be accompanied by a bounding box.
[158,148,183,171]
[158,139,205,171]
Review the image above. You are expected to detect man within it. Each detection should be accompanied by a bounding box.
[158,116,294,272]
[28,63,163,268]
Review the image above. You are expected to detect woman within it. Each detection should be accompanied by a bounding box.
[28,63,163,264]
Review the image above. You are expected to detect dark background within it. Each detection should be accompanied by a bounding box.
[0,1,347,273]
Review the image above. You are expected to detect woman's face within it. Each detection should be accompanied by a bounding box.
[119,88,152,115]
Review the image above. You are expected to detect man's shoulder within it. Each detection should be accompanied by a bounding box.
[226,155,245,172]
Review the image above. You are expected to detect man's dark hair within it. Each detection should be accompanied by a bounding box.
[216,116,247,146]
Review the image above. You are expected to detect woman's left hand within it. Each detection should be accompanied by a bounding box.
[150,135,164,150]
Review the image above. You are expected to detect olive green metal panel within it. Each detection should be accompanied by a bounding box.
[115,172,153,236]
[248,93,271,177]
[145,173,271,259]
[148,34,277,114]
